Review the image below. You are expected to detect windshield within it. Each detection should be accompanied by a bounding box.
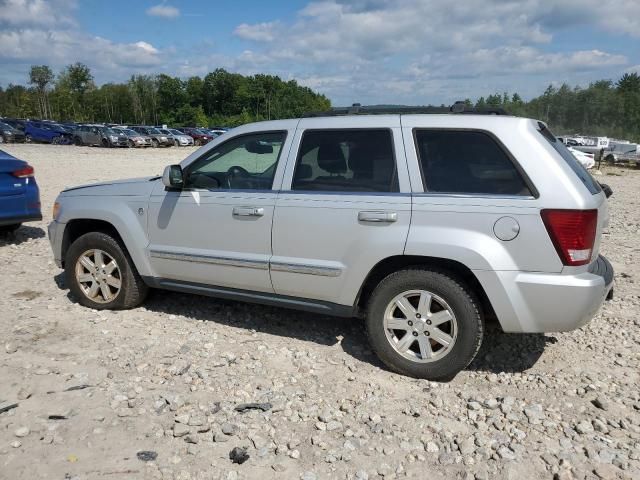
[147,128,162,135]
[197,129,211,135]
[0,122,14,130]
[122,129,138,136]
[101,127,118,135]
[169,129,183,136]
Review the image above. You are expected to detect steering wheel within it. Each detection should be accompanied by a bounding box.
[226,165,250,188]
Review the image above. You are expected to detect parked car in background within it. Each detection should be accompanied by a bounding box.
[48,105,613,380]
[73,125,100,146]
[24,121,73,144]
[0,121,26,143]
[111,127,152,148]
[98,126,129,148]
[157,128,194,147]
[206,128,228,137]
[130,126,173,147]
[0,149,41,234]
[568,147,595,169]
[1,118,27,133]
[177,127,213,146]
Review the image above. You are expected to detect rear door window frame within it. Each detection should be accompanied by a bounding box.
[291,127,400,194]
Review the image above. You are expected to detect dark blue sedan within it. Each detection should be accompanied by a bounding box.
[0,149,42,233]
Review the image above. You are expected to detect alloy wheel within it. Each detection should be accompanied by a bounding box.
[75,249,122,304]
[383,289,458,363]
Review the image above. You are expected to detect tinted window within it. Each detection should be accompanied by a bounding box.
[185,131,286,190]
[537,123,601,195]
[414,130,531,196]
[292,129,398,192]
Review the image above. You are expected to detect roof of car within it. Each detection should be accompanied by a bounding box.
[303,102,508,118]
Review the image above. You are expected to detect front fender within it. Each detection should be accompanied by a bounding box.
[58,195,152,276]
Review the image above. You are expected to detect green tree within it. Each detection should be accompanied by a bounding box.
[28,65,54,118]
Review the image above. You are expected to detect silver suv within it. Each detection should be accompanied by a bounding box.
[48,106,614,380]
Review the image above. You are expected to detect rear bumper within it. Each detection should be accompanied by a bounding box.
[475,255,614,333]
[0,213,42,226]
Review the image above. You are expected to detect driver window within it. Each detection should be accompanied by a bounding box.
[185,131,286,190]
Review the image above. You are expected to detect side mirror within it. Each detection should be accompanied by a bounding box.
[162,165,184,189]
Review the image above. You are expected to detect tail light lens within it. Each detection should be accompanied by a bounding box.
[12,165,34,178]
[541,209,597,266]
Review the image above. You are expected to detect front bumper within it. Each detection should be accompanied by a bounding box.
[475,255,614,333]
[48,220,65,268]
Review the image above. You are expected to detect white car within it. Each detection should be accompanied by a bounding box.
[568,147,595,169]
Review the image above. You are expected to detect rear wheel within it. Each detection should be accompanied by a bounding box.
[366,269,483,380]
[25,134,33,143]
[51,136,60,145]
[65,232,148,310]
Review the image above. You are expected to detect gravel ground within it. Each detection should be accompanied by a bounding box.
[1,144,639,480]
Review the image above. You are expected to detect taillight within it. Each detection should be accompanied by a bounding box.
[541,209,597,266]
[12,165,34,178]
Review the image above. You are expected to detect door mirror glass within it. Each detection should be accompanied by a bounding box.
[162,165,184,188]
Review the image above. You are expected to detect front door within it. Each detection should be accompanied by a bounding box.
[271,117,412,307]
[147,129,292,293]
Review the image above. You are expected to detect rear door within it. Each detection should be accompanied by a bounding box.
[271,116,411,307]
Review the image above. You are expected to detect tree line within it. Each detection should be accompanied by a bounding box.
[471,73,640,142]
[1,64,639,141]
[0,63,331,127]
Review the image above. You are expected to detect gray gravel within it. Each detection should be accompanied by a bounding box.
[0,144,639,479]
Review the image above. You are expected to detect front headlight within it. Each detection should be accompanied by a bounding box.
[110,135,118,141]
[160,136,167,141]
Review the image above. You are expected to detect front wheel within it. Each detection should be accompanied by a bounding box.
[151,139,159,148]
[25,134,33,143]
[366,269,483,380]
[65,232,148,310]
[74,136,83,146]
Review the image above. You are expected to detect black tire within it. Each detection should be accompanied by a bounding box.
[174,139,180,147]
[151,139,159,148]
[194,139,201,147]
[74,136,83,146]
[64,231,148,310]
[604,154,615,164]
[102,139,110,148]
[366,269,483,380]
[25,134,33,143]
[0,223,21,235]
[128,139,134,148]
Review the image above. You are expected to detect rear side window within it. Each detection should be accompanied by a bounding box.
[292,129,398,193]
[414,130,532,196]
[537,123,601,195]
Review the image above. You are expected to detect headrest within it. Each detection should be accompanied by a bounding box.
[317,142,347,174]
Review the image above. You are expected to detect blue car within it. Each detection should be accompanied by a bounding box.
[0,149,42,233]
[24,121,73,144]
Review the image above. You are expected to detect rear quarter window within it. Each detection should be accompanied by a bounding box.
[537,122,601,195]
[414,129,532,196]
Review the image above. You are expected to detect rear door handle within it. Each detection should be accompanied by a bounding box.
[233,206,264,217]
[358,211,398,223]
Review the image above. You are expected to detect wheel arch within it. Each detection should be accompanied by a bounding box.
[355,255,496,322]
[60,214,152,277]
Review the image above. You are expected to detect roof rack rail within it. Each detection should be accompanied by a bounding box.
[302,101,508,117]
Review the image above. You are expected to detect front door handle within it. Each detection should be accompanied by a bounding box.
[358,211,398,223]
[233,206,264,217]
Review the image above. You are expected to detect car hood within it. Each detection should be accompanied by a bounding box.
[61,176,160,196]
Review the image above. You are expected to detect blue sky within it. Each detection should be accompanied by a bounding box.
[1,0,639,106]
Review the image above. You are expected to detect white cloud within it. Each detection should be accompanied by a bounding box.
[0,0,76,27]
[146,3,180,19]
[234,22,279,42]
